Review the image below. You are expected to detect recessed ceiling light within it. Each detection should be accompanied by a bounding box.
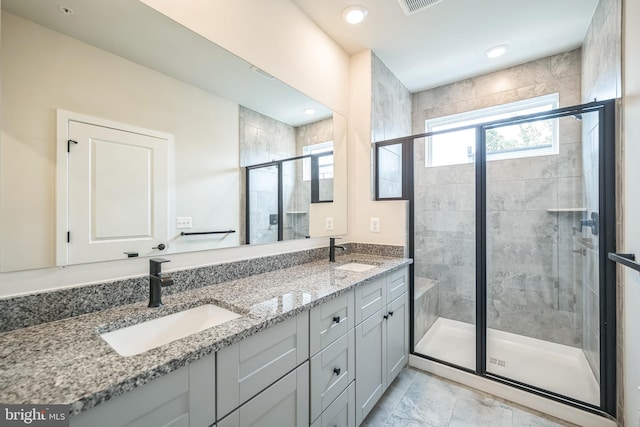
[303,108,316,115]
[485,44,508,59]
[342,5,368,24]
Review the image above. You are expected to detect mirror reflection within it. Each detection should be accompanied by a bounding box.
[0,0,347,273]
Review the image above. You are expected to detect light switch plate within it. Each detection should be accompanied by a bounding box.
[325,217,334,231]
[370,217,380,233]
[176,217,192,229]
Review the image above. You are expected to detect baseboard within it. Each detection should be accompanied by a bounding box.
[409,355,617,427]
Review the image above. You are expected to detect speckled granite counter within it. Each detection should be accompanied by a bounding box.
[0,254,411,416]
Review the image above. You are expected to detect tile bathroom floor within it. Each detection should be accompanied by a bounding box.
[362,367,578,427]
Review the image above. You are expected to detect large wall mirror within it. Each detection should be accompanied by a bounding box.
[0,0,348,273]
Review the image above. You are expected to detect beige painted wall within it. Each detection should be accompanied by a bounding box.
[348,50,408,247]
[1,12,240,271]
[139,0,350,117]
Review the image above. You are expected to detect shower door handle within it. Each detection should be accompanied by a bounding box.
[580,211,599,236]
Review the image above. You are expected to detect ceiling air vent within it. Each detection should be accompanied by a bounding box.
[396,0,443,15]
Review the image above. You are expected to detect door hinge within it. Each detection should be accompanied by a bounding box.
[67,231,70,243]
[67,139,78,153]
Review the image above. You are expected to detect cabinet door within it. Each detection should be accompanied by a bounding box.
[310,330,354,421]
[217,312,309,418]
[217,362,309,427]
[70,352,215,427]
[385,292,409,387]
[355,310,386,426]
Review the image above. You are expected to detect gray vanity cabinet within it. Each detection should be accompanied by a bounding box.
[69,354,216,427]
[216,311,309,420]
[354,267,409,425]
[310,382,355,427]
[309,290,356,425]
[217,362,309,427]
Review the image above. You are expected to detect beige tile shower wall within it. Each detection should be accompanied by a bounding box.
[411,50,584,347]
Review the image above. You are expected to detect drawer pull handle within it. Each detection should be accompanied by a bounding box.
[333,316,341,323]
[334,367,341,376]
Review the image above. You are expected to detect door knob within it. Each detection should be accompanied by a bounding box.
[153,243,166,250]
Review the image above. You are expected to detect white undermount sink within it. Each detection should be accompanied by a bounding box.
[335,263,377,272]
[101,304,241,356]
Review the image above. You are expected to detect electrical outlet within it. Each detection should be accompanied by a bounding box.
[325,217,334,231]
[176,217,192,229]
[370,217,380,233]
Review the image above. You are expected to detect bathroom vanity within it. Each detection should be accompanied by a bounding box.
[0,253,410,427]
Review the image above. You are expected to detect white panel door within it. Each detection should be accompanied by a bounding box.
[66,119,168,264]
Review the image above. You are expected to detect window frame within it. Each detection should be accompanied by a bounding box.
[425,93,559,167]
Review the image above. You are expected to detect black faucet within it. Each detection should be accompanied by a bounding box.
[149,258,173,307]
[329,237,345,262]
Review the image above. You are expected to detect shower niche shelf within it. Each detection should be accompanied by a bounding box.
[546,208,587,213]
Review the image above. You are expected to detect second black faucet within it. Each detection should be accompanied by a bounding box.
[329,237,345,262]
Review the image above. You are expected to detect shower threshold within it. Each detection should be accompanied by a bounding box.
[414,317,599,405]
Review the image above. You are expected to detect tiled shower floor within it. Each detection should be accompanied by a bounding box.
[414,318,599,405]
[362,367,578,427]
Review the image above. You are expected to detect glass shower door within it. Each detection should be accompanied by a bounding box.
[412,129,476,370]
[484,111,601,406]
[247,164,279,244]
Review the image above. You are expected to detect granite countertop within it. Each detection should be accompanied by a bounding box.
[0,254,411,415]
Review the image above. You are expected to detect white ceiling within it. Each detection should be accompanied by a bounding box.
[292,0,599,93]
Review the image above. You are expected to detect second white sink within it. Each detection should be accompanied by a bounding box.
[335,263,377,272]
[101,304,241,356]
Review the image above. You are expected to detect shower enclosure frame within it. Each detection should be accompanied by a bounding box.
[374,99,617,418]
[245,151,333,244]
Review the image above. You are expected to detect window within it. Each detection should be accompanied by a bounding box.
[426,93,559,167]
[302,141,333,180]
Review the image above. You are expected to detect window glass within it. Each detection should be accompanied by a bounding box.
[302,141,333,180]
[426,94,559,167]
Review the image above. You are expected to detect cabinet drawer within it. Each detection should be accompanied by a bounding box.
[217,311,309,419]
[218,362,309,427]
[310,381,355,427]
[387,267,408,303]
[310,330,355,422]
[354,277,385,325]
[310,291,354,355]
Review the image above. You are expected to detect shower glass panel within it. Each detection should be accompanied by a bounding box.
[484,111,601,406]
[377,143,404,199]
[247,164,279,244]
[413,129,476,370]
[282,159,309,240]
[402,99,615,416]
